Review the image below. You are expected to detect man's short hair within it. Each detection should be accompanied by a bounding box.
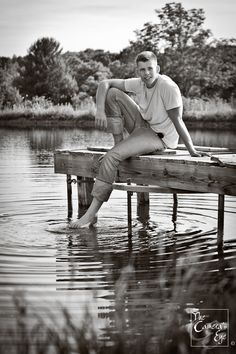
[135,51,157,65]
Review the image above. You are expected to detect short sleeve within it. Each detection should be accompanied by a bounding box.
[161,82,182,110]
[124,78,141,93]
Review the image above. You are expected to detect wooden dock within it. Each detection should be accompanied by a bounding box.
[54,146,236,247]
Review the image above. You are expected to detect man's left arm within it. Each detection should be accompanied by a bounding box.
[167,107,208,157]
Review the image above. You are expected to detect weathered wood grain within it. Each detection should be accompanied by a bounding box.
[54,150,236,196]
[177,144,233,152]
[112,183,199,194]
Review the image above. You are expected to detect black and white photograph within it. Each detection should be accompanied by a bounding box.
[0,1,236,353]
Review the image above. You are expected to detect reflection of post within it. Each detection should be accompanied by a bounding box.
[217,194,225,249]
[66,174,73,218]
[77,177,94,217]
[217,245,226,273]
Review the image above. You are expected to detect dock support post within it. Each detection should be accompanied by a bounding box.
[127,178,132,237]
[66,174,73,218]
[172,193,178,231]
[137,190,150,225]
[77,177,94,217]
[217,194,225,248]
[137,185,150,224]
[137,191,150,205]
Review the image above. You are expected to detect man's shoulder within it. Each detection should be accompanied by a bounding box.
[158,74,179,89]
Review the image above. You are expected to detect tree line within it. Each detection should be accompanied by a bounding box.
[0,2,235,109]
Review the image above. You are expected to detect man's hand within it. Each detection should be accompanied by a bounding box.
[190,150,211,158]
[95,111,107,130]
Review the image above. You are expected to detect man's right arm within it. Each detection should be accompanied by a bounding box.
[95,79,125,130]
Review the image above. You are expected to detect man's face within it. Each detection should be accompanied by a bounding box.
[136,59,159,87]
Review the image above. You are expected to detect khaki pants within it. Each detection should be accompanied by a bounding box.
[91,88,165,202]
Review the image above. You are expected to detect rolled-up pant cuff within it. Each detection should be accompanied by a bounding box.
[91,178,113,202]
[106,116,124,134]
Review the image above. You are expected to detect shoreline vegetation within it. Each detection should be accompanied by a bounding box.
[1,3,235,132]
[1,3,235,131]
[0,96,235,129]
[0,258,235,354]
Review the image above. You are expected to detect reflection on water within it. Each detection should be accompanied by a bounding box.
[187,128,236,149]
[0,127,236,350]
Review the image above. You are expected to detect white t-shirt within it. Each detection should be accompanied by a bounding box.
[124,74,182,149]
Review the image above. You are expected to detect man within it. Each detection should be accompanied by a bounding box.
[70,51,205,228]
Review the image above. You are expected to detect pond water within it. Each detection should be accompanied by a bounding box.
[0,127,236,351]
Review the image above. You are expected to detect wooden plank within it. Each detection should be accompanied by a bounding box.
[112,183,200,194]
[87,145,236,154]
[118,156,236,195]
[211,154,236,167]
[87,146,111,152]
[54,150,236,195]
[177,144,233,152]
[143,150,177,155]
[87,146,177,155]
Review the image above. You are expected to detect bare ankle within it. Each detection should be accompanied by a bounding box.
[81,210,97,220]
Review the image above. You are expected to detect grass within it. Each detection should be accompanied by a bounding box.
[183,97,236,123]
[0,256,235,354]
[0,97,96,128]
[0,96,235,128]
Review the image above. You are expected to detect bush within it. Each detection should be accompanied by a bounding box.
[0,84,23,109]
[71,92,95,110]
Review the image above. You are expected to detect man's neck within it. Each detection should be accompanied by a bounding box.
[146,76,159,89]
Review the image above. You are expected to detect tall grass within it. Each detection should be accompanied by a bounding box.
[0,96,96,127]
[183,96,235,122]
[0,256,235,354]
[0,96,235,127]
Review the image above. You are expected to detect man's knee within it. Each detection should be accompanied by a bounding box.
[106,87,120,103]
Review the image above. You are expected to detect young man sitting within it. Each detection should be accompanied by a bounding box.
[70,51,205,228]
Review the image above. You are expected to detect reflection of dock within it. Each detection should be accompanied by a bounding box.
[54,145,236,247]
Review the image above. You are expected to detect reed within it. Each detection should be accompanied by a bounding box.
[0,256,235,354]
[183,96,235,122]
[0,96,235,127]
[0,96,96,127]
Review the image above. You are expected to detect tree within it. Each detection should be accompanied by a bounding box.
[133,2,211,52]
[109,60,135,79]
[129,2,214,97]
[65,53,111,97]
[155,2,211,50]
[197,39,236,98]
[75,48,117,66]
[0,57,11,70]
[0,61,22,108]
[16,37,78,103]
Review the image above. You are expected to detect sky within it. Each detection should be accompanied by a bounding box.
[0,0,235,57]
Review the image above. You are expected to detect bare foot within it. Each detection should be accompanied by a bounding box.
[69,214,97,229]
